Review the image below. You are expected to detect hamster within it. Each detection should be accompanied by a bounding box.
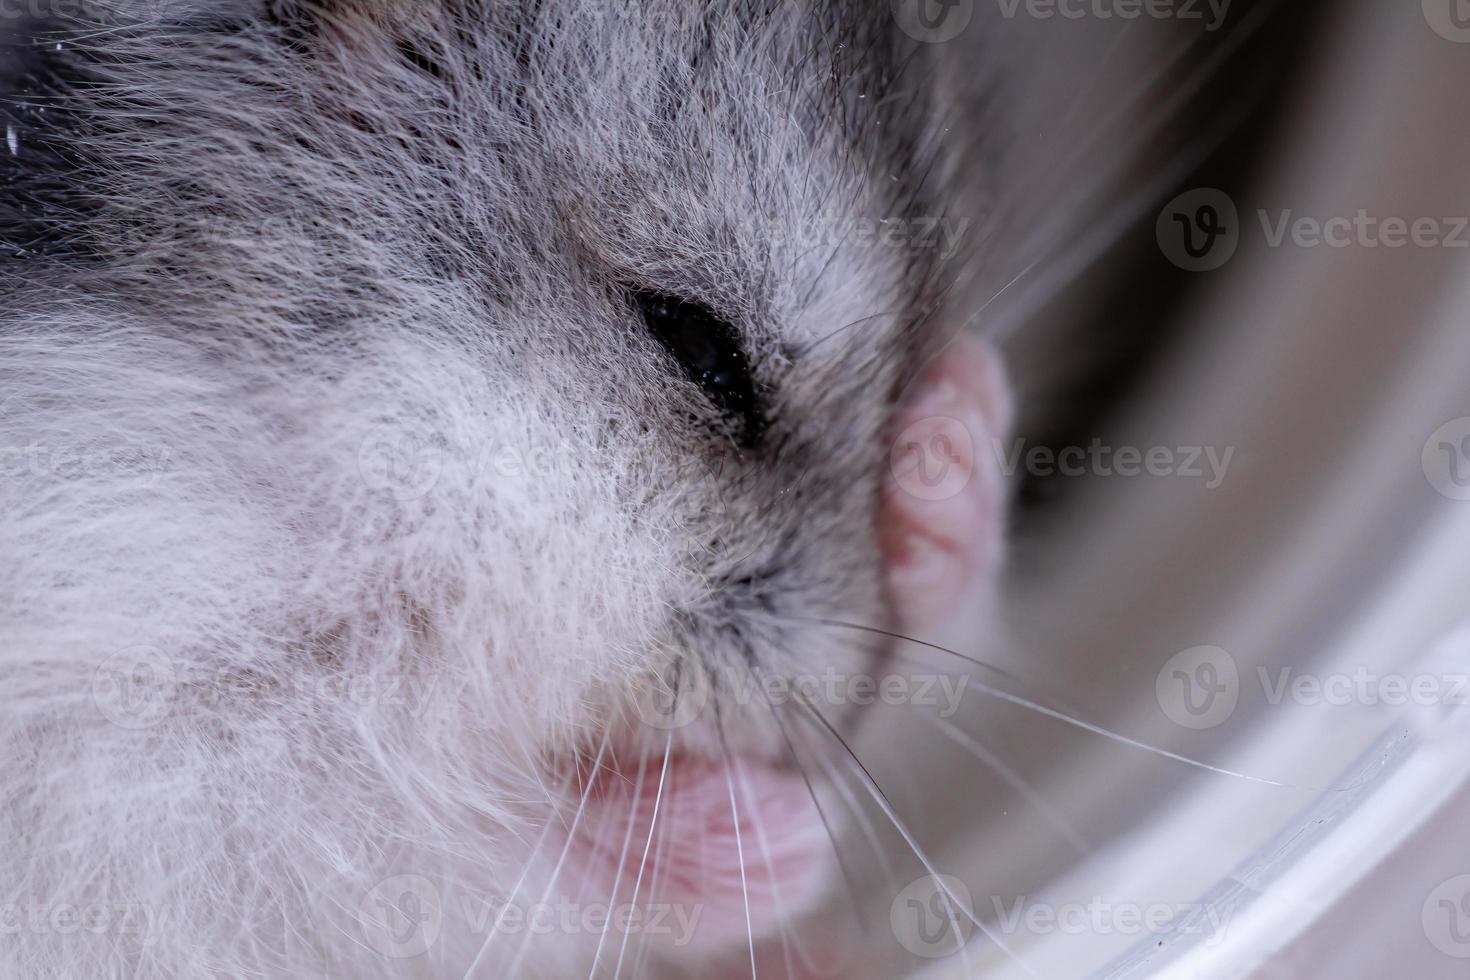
[0,1,1012,976]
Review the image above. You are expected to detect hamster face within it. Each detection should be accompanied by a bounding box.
[1,1,1010,976]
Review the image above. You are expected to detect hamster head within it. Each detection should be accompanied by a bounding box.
[0,1,1012,976]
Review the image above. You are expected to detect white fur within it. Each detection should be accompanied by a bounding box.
[0,2,970,975]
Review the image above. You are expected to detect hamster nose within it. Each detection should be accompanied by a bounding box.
[880,333,1013,632]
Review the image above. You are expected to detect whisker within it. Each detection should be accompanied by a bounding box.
[610,729,673,980]
[992,0,1281,264]
[807,737,896,883]
[814,619,1295,788]
[628,755,681,980]
[732,756,808,980]
[460,772,576,980]
[791,696,1019,975]
[976,89,1257,344]
[942,5,1285,349]
[918,710,1090,855]
[1023,0,1272,223]
[587,741,652,980]
[1043,18,1143,148]
[721,750,759,980]
[743,659,871,932]
[571,743,626,908]
[501,732,612,977]
[804,307,906,353]
[803,618,1033,690]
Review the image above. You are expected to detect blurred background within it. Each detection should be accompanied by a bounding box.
[850,1,1470,977]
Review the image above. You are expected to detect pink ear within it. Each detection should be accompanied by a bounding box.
[881,334,1012,632]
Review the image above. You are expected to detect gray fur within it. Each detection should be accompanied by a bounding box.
[0,1,980,976]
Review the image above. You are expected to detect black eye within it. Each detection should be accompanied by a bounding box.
[632,289,765,446]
